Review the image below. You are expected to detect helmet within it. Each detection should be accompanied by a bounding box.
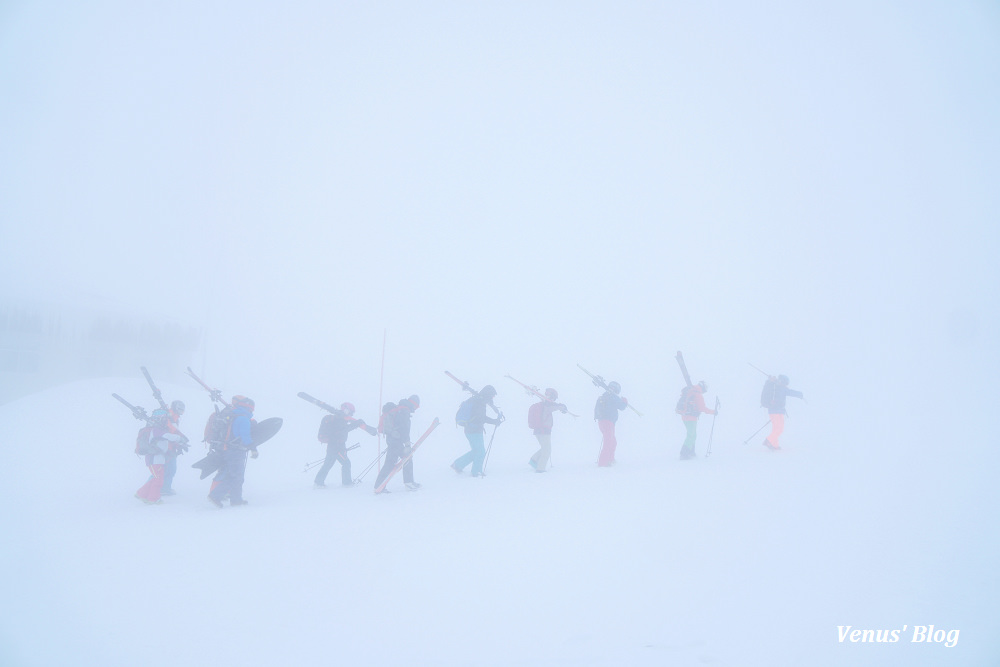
[170,399,185,415]
[480,385,497,400]
[698,381,707,392]
[151,408,169,423]
[408,394,420,408]
[545,388,558,400]
[232,395,255,411]
[340,402,355,416]
[778,375,789,386]
[608,381,621,394]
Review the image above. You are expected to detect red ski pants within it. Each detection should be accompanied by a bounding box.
[598,419,617,466]
[766,414,785,448]
[136,464,164,502]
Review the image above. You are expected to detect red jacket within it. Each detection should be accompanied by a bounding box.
[681,386,716,422]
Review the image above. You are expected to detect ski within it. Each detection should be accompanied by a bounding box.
[112,393,152,423]
[504,374,579,417]
[297,392,342,414]
[374,417,440,494]
[675,351,693,388]
[445,371,501,416]
[140,366,168,410]
[577,364,643,416]
[185,366,228,406]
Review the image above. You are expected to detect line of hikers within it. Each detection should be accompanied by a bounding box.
[131,372,804,507]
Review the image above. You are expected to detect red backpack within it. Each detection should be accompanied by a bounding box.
[527,402,545,430]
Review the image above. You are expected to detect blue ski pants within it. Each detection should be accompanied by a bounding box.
[452,431,485,476]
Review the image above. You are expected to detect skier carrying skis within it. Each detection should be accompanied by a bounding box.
[528,388,567,473]
[451,385,503,477]
[314,402,377,488]
[595,381,629,467]
[135,409,185,505]
[208,395,257,508]
[161,399,188,496]
[677,381,717,460]
[760,375,804,450]
[373,395,422,492]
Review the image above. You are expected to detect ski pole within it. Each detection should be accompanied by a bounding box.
[482,422,501,476]
[307,444,360,472]
[748,363,770,378]
[743,420,770,445]
[353,453,381,484]
[706,397,720,457]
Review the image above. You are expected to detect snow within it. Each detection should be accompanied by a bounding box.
[1,376,996,666]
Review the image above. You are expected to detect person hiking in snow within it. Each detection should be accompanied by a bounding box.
[208,395,257,507]
[528,388,567,473]
[160,399,188,496]
[451,385,503,477]
[314,402,377,488]
[677,381,717,460]
[135,409,185,505]
[760,374,804,450]
[373,395,422,492]
[595,381,628,467]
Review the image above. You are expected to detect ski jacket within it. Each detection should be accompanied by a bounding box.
[762,380,803,415]
[386,406,412,444]
[319,413,366,448]
[230,406,254,448]
[463,396,502,434]
[531,401,563,435]
[681,386,717,422]
[146,427,183,465]
[594,391,628,423]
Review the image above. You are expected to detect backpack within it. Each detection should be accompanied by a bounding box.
[455,397,475,427]
[760,380,778,410]
[135,426,154,455]
[675,386,695,415]
[204,406,235,444]
[318,414,336,443]
[379,402,396,435]
[527,402,545,430]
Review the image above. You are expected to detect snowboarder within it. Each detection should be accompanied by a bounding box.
[208,395,257,507]
[451,385,503,477]
[373,395,422,492]
[528,388,567,473]
[161,399,188,495]
[135,409,185,505]
[314,402,377,488]
[677,381,718,460]
[594,381,629,467]
[760,375,804,450]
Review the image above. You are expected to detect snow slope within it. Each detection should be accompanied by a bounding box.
[0,377,996,666]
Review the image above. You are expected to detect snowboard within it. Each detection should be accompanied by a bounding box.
[191,417,284,478]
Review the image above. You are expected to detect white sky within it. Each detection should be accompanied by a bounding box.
[1,1,998,423]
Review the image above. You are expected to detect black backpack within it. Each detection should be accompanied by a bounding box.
[675,386,695,415]
[760,380,779,410]
[204,406,235,444]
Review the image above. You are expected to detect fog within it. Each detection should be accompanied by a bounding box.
[1,1,998,664]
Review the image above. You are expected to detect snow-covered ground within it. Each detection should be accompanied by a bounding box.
[1,376,996,666]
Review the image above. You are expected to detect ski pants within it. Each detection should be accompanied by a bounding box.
[597,419,617,466]
[766,413,785,448]
[530,433,552,471]
[681,420,698,455]
[374,439,414,489]
[453,431,486,476]
[209,448,249,504]
[162,452,178,492]
[136,464,164,502]
[315,443,352,486]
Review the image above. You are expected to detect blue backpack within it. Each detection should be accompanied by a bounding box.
[455,397,475,427]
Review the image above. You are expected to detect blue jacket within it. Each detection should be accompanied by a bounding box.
[231,406,254,447]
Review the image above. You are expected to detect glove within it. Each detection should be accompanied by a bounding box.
[250,448,259,459]
[402,444,412,457]
[366,425,378,436]
[559,404,568,414]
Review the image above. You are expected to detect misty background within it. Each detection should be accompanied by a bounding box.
[1,1,999,665]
